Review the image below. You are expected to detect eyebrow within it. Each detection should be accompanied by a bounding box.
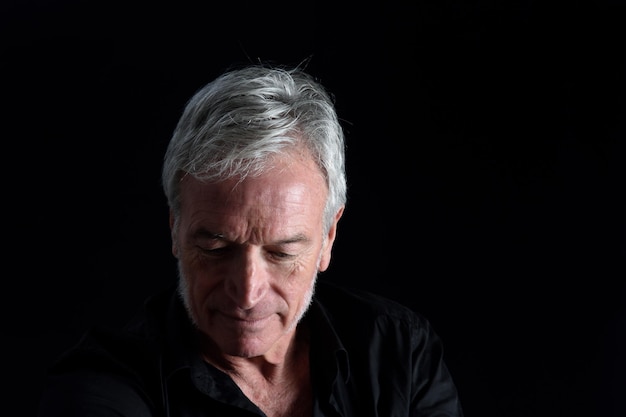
[193,230,224,240]
[193,229,310,246]
[273,233,310,245]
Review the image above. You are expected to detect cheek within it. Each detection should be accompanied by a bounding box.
[284,260,317,294]
[180,261,220,310]
[179,251,213,283]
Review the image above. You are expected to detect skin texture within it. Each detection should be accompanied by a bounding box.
[169,150,344,398]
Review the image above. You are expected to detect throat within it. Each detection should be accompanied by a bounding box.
[236,367,313,417]
[227,326,313,417]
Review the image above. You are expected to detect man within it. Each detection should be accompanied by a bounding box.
[38,63,464,416]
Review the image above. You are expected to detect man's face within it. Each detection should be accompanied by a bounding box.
[170,152,342,361]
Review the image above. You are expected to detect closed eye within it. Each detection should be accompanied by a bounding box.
[197,244,231,256]
[268,250,295,260]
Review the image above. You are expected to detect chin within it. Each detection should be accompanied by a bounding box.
[221,339,271,359]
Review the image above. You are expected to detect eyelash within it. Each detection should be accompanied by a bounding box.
[270,251,293,259]
[198,246,294,260]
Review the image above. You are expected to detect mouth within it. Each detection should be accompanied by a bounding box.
[220,312,274,329]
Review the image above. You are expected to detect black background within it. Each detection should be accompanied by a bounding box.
[3,1,625,416]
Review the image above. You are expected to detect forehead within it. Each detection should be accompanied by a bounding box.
[178,153,328,224]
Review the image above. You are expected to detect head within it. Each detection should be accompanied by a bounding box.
[161,64,347,359]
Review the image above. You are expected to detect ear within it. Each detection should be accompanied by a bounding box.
[169,209,179,258]
[318,206,345,272]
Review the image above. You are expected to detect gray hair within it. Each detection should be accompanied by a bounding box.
[162,64,347,232]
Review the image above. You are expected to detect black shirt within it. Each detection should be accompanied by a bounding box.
[38,281,464,416]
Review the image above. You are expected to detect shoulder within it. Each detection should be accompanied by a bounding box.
[50,285,174,373]
[313,280,435,340]
[38,287,177,417]
[38,366,157,417]
[315,280,427,320]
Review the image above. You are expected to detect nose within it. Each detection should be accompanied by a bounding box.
[224,247,269,309]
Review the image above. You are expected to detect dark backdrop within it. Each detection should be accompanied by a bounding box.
[3,1,625,416]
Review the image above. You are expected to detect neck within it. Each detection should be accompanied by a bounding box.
[199,324,313,417]
[199,322,311,383]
